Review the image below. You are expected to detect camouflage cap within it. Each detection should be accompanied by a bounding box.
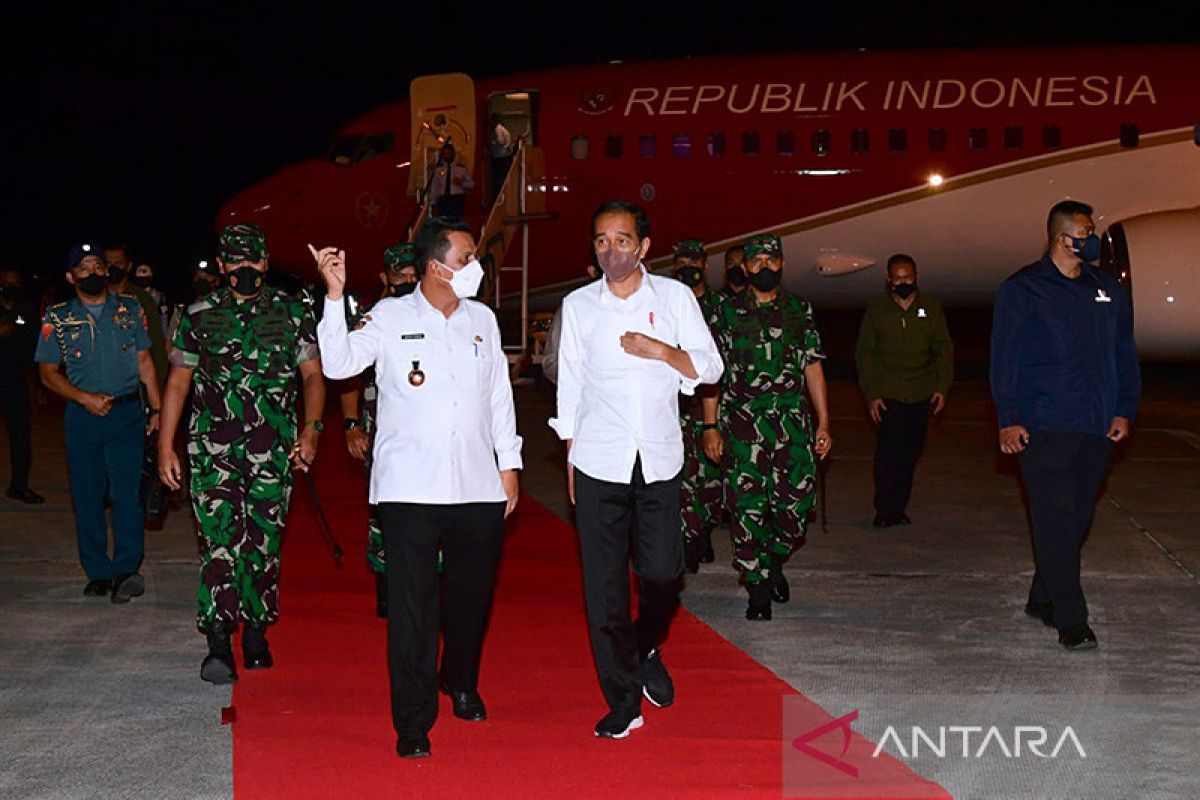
[217,223,268,263]
[383,242,416,271]
[672,239,706,260]
[743,234,783,260]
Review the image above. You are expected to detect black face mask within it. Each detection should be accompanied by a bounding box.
[748,267,782,292]
[133,275,153,288]
[726,265,747,287]
[78,274,107,296]
[890,282,918,299]
[106,267,127,285]
[676,266,704,288]
[192,278,215,298]
[228,267,265,296]
[393,282,417,298]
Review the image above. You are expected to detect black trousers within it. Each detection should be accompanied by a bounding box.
[873,398,930,516]
[0,382,33,491]
[575,457,684,714]
[1017,431,1113,629]
[378,501,506,738]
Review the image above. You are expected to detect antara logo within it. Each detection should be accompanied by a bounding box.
[873,725,1087,760]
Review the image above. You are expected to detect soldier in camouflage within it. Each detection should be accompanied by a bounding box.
[671,239,726,572]
[339,242,418,617]
[158,223,326,684]
[702,234,832,620]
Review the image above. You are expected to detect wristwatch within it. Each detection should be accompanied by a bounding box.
[148,408,161,416]
[343,417,360,431]
[306,419,325,433]
[701,423,718,431]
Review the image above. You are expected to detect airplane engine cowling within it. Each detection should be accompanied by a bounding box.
[1102,208,1200,361]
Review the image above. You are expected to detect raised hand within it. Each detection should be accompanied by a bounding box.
[308,244,346,300]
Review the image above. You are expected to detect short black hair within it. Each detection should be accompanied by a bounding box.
[591,200,650,241]
[1047,200,1094,241]
[413,216,472,276]
[103,243,130,258]
[886,253,917,274]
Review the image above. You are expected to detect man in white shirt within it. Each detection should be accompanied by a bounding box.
[550,200,724,739]
[425,144,475,218]
[312,217,522,760]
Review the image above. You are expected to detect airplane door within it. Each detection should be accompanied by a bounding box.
[408,73,477,199]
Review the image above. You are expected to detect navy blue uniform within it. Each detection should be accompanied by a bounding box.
[990,255,1141,630]
[36,294,150,582]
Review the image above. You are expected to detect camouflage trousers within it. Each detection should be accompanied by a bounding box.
[725,407,817,585]
[192,443,293,628]
[680,420,724,543]
[363,406,386,574]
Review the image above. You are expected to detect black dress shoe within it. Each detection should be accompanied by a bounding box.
[439,681,487,721]
[771,570,790,604]
[894,513,912,526]
[872,512,893,528]
[1024,601,1056,628]
[83,579,111,597]
[1058,623,1098,651]
[698,528,715,564]
[746,583,772,621]
[7,487,45,504]
[397,735,431,758]
[111,572,145,604]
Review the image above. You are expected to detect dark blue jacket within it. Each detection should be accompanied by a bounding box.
[990,254,1140,437]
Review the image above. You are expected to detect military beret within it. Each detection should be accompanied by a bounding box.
[218,223,268,263]
[743,234,783,260]
[65,242,103,270]
[384,243,416,270]
[672,239,706,260]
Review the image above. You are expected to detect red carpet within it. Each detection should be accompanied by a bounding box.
[230,435,950,799]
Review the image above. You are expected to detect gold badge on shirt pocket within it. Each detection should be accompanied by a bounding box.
[408,360,426,386]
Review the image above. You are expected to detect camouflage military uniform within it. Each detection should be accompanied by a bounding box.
[713,288,824,585]
[680,287,726,546]
[171,284,319,627]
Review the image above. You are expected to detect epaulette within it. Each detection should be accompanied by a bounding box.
[114,291,140,302]
[188,298,216,314]
[47,300,70,312]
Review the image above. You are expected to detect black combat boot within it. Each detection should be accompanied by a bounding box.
[698,527,715,564]
[200,620,238,684]
[242,619,274,670]
[745,582,772,621]
[374,572,388,619]
[768,557,790,604]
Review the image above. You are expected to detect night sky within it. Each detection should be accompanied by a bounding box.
[5,1,1196,295]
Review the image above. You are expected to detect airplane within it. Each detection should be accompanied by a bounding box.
[217,44,1200,360]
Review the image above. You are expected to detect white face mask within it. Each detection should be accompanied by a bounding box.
[436,258,484,299]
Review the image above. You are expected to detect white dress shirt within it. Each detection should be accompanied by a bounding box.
[549,265,723,484]
[318,287,522,505]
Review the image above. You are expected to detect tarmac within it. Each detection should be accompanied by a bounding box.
[2,330,1198,798]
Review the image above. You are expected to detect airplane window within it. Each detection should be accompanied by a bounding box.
[639,134,658,158]
[322,134,365,166]
[969,127,988,151]
[1004,126,1023,150]
[928,127,946,153]
[742,131,760,156]
[776,130,795,156]
[571,136,589,160]
[1042,125,1061,149]
[812,129,831,156]
[708,133,726,156]
[358,132,395,163]
[888,129,907,152]
[851,129,869,155]
[1119,124,1139,148]
[672,134,692,157]
[605,135,623,158]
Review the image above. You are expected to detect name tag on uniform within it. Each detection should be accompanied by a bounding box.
[401,333,425,340]
[1095,289,1111,303]
[917,307,927,318]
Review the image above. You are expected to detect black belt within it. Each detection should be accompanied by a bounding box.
[111,390,142,405]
